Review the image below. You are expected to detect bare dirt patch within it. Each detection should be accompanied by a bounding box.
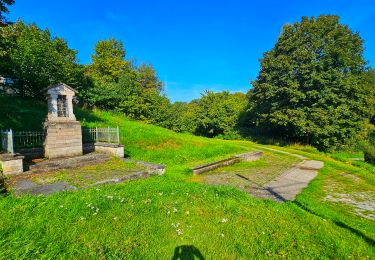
[324,192,375,220]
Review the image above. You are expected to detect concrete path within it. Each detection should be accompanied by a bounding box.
[250,160,324,202]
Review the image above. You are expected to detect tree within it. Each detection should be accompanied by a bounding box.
[0,0,14,26]
[136,64,164,92]
[247,15,371,150]
[86,38,128,83]
[0,21,83,97]
[194,91,248,137]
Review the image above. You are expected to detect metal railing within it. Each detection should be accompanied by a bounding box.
[1,129,45,154]
[13,130,45,148]
[82,127,120,144]
[1,126,121,155]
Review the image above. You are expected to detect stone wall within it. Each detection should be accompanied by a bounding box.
[44,121,83,159]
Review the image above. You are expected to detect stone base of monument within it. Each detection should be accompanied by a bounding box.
[95,143,124,158]
[0,153,25,176]
[44,120,83,159]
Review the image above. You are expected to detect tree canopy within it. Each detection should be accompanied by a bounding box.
[0,21,82,97]
[247,15,371,150]
[0,0,14,26]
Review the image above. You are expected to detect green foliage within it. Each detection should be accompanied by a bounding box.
[86,38,128,83]
[0,0,14,26]
[193,91,248,137]
[247,15,371,151]
[82,38,170,124]
[0,20,83,97]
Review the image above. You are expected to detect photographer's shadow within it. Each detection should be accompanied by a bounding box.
[172,245,205,260]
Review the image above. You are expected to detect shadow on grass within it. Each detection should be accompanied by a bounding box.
[0,174,9,196]
[172,245,205,260]
[293,201,375,247]
[236,173,374,247]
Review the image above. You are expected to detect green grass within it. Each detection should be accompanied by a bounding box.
[0,97,374,258]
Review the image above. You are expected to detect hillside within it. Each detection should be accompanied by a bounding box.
[0,97,374,258]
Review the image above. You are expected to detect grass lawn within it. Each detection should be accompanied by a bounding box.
[0,98,374,258]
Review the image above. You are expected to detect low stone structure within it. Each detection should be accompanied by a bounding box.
[95,143,124,158]
[192,151,263,175]
[0,153,24,175]
[43,83,83,159]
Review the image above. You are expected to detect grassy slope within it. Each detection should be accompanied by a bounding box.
[0,97,374,258]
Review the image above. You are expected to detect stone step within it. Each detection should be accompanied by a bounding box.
[27,153,111,173]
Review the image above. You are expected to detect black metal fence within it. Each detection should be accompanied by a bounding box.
[1,126,120,154]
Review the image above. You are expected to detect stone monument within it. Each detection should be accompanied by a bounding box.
[43,83,83,159]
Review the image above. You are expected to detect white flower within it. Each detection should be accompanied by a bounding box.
[186,211,190,215]
[167,210,171,215]
[113,217,118,220]
[220,233,225,238]
[173,207,178,213]
[159,192,163,196]
[221,218,228,223]
[176,229,183,236]
[60,205,64,208]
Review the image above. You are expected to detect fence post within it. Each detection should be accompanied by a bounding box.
[95,127,98,143]
[7,129,14,155]
[116,126,120,145]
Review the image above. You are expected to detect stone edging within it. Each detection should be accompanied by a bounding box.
[192,151,263,175]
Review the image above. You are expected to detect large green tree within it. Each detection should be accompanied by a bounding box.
[247,15,371,150]
[0,0,14,26]
[86,38,128,83]
[194,91,248,137]
[0,21,83,97]
[85,38,170,123]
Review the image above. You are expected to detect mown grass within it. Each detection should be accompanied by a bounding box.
[0,177,374,259]
[0,98,374,258]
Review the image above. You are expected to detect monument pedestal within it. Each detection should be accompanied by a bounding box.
[44,120,83,159]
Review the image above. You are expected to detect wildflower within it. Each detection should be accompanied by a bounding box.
[159,192,163,196]
[60,205,64,208]
[221,218,228,223]
[220,233,225,238]
[186,211,190,215]
[176,229,183,236]
[173,207,178,213]
[167,210,171,215]
[80,216,85,221]
[113,217,118,220]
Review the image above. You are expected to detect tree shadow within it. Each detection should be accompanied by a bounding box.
[293,201,375,247]
[236,173,375,247]
[171,245,205,260]
[0,174,9,196]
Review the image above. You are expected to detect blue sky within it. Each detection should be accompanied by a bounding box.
[8,0,375,102]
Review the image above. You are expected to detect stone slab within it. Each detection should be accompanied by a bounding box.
[192,151,263,175]
[251,160,323,202]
